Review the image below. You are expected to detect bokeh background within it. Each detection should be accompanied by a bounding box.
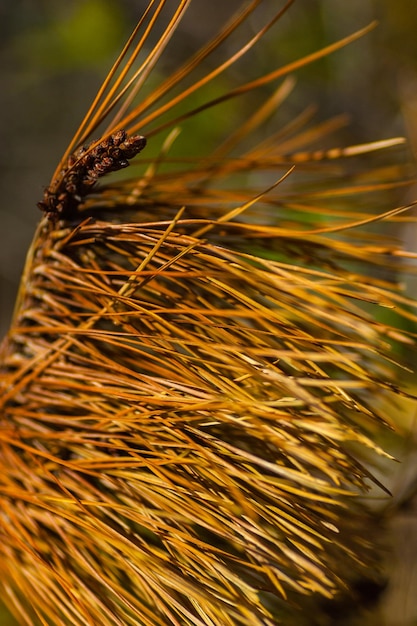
[1,1,417,624]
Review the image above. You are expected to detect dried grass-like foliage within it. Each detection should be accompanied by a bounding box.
[1,1,417,624]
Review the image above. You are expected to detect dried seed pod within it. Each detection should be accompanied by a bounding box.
[37,131,146,221]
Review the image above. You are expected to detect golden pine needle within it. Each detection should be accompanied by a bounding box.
[1,2,416,625]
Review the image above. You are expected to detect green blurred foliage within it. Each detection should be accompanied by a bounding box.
[13,0,125,70]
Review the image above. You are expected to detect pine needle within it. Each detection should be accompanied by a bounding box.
[1,2,416,625]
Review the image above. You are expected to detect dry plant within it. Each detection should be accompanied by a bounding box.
[1,1,416,624]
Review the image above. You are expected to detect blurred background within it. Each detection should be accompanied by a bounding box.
[0,1,417,624]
